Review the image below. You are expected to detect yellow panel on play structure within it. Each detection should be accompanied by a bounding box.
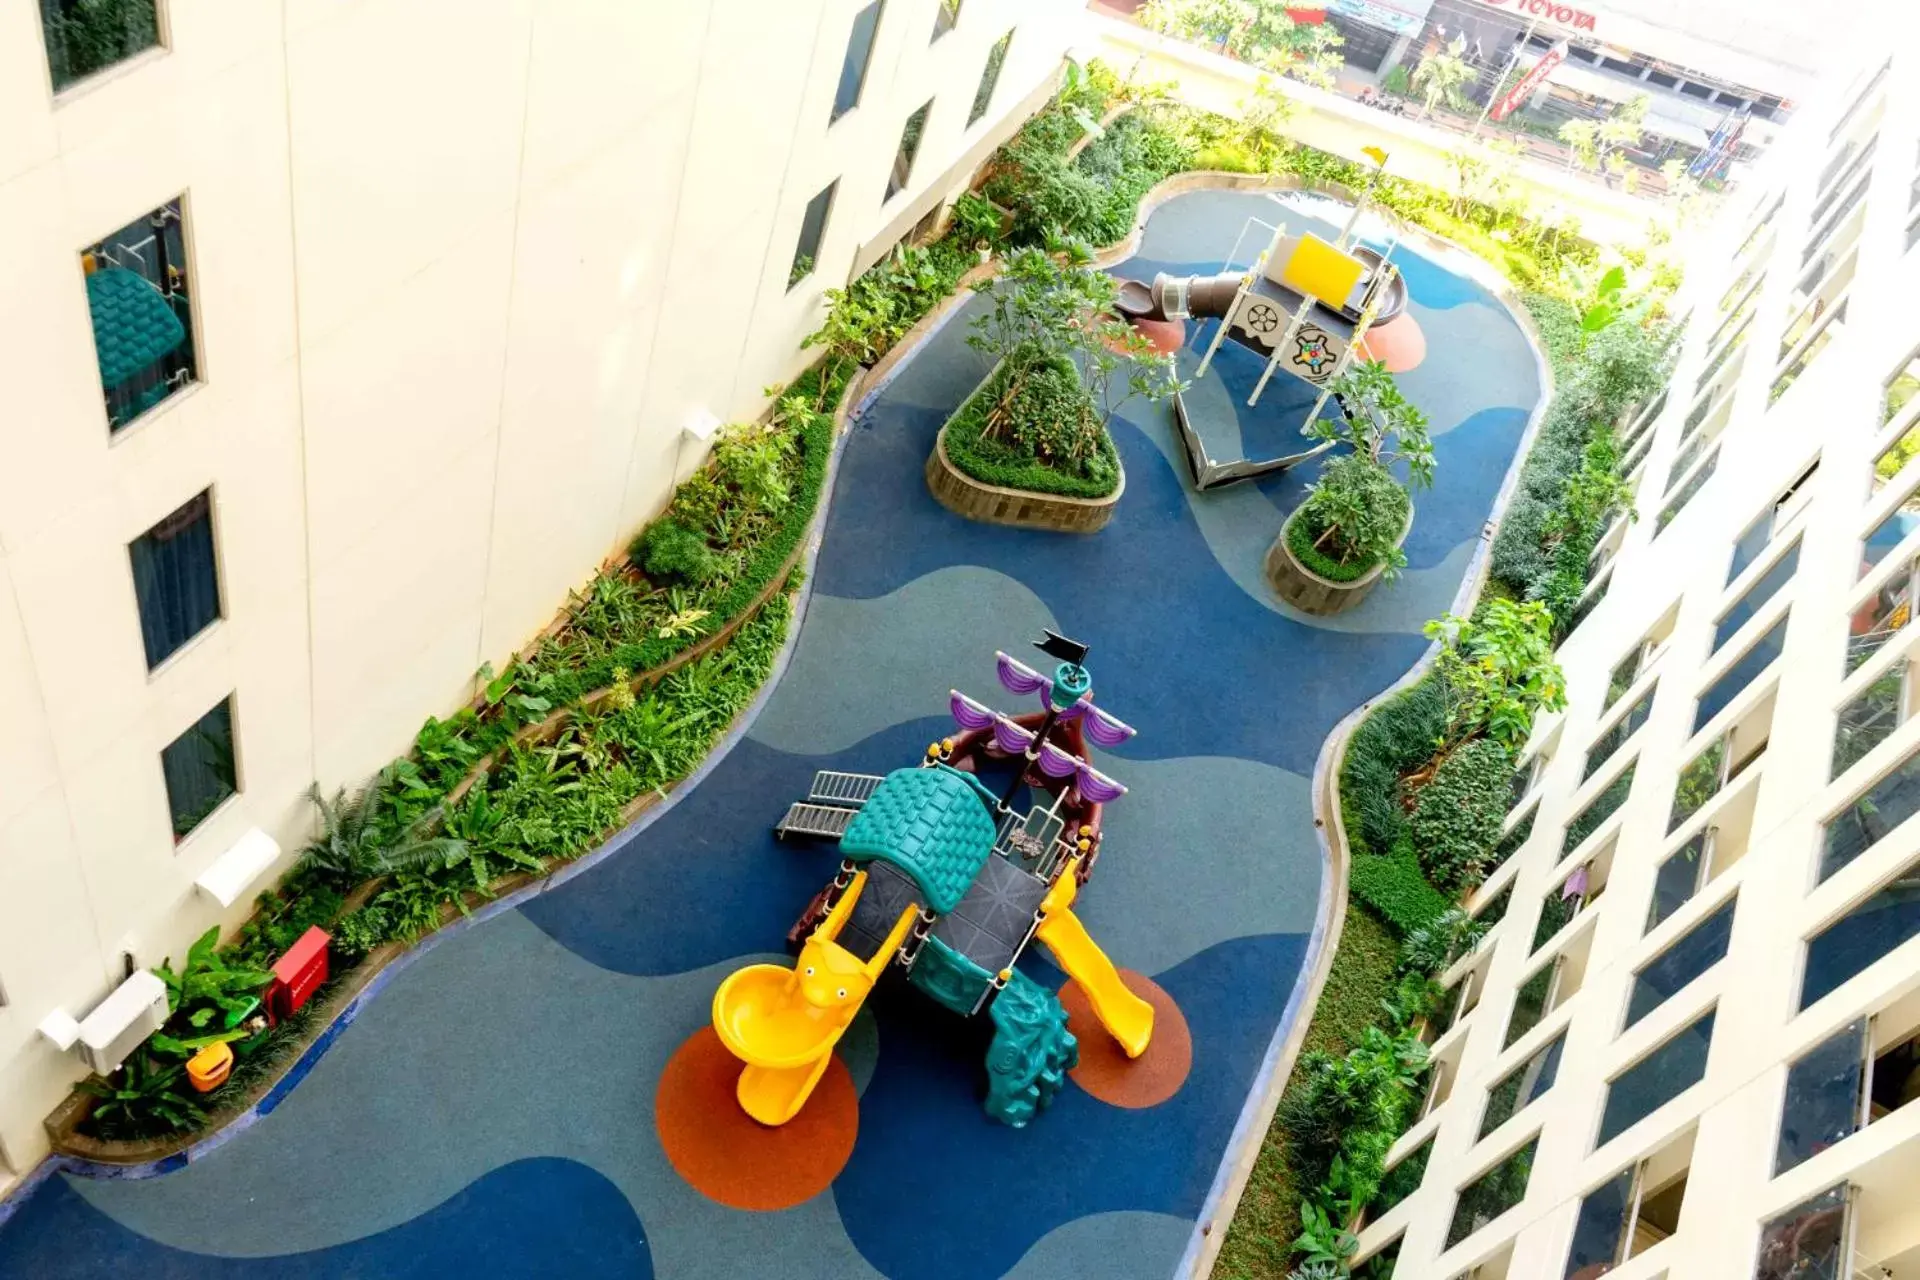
[1278,233,1365,306]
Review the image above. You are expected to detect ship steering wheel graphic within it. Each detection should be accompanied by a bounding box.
[1242,301,1282,335]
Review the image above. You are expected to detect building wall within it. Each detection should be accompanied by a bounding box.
[1352,41,1920,1280]
[0,0,1081,1181]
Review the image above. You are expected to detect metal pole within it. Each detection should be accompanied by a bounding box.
[1472,15,1541,139]
[1249,292,1315,407]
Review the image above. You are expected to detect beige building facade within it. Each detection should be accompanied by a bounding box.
[1352,36,1920,1280]
[0,0,1082,1186]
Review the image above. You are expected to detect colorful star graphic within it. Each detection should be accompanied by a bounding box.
[1293,331,1334,375]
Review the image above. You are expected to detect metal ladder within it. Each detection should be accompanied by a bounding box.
[773,771,885,840]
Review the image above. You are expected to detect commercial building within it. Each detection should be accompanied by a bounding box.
[1350,45,1920,1280]
[0,0,1081,1189]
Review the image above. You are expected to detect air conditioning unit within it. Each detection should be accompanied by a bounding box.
[76,971,168,1076]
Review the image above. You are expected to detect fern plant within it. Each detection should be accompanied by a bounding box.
[298,776,469,886]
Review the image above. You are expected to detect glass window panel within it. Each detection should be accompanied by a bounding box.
[1480,1033,1566,1138]
[1885,348,1920,425]
[1446,1137,1538,1249]
[1597,1009,1715,1146]
[1775,1019,1867,1175]
[1848,560,1915,672]
[1832,668,1906,780]
[789,181,837,288]
[1490,810,1535,878]
[1566,764,1635,855]
[832,0,884,121]
[161,697,236,841]
[1753,1184,1850,1280]
[1505,963,1555,1048]
[1666,434,1708,492]
[1727,509,1775,585]
[129,490,221,670]
[85,200,198,431]
[1656,447,1718,534]
[1874,424,1920,495]
[1563,1167,1635,1278]
[968,29,1013,125]
[1569,571,1611,635]
[932,0,960,40]
[1587,687,1655,781]
[1626,897,1736,1027]
[1669,738,1727,833]
[885,100,933,201]
[1821,746,1920,881]
[1474,882,1514,932]
[1648,833,1709,932]
[1695,615,1788,734]
[1861,487,1920,579]
[1802,855,1920,1009]
[1606,646,1644,709]
[1533,864,1594,952]
[41,0,160,92]
[1371,1137,1430,1219]
[1714,541,1798,653]
[1771,307,1845,404]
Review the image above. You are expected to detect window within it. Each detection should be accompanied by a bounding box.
[1626,896,1735,1027]
[1885,347,1920,427]
[1770,302,1846,404]
[41,0,160,92]
[129,490,220,670]
[789,181,837,289]
[1694,614,1787,734]
[1473,881,1514,932]
[931,0,960,40]
[85,199,197,431]
[1597,1008,1715,1146]
[886,100,933,202]
[1585,686,1654,781]
[1872,420,1920,494]
[1534,843,1610,951]
[1696,315,1750,393]
[1648,831,1712,931]
[1372,1137,1430,1218]
[1775,1018,1867,1175]
[1446,1137,1537,1249]
[1565,763,1634,855]
[1849,558,1915,673]
[831,1,884,123]
[1563,1130,1695,1276]
[1480,1032,1565,1138]
[1567,565,1612,636]
[1728,463,1817,584]
[1671,698,1771,832]
[162,697,236,840]
[968,28,1012,126]
[1488,808,1535,878]
[1655,446,1718,534]
[1505,961,1555,1048]
[1822,745,1920,882]
[1831,661,1909,779]
[1802,855,1920,1009]
[1828,60,1888,143]
[1714,540,1797,653]
[1754,1184,1850,1280]
[1860,485,1920,579]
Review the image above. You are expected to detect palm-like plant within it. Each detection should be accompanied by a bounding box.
[1410,37,1474,120]
[299,773,469,885]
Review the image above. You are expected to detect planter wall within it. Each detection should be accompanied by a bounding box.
[1265,506,1409,616]
[926,428,1123,533]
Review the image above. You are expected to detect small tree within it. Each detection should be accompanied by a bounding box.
[1424,598,1567,759]
[1312,359,1436,488]
[1558,118,1600,173]
[1597,93,1649,170]
[1410,36,1473,120]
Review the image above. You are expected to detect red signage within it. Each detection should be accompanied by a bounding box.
[266,926,331,1024]
[1491,40,1568,121]
[1475,0,1600,32]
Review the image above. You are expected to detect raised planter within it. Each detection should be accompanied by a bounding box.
[1265,504,1411,616]
[926,428,1123,534]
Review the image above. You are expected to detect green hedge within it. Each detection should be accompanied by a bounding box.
[1286,507,1383,582]
[1339,672,1451,864]
[1349,840,1453,934]
[943,359,1121,499]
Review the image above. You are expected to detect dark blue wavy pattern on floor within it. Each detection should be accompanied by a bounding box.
[0,1159,651,1280]
[836,933,1306,1280]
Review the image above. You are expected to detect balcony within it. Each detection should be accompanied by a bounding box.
[40,0,160,93]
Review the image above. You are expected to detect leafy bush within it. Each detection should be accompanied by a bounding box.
[330,906,392,959]
[1278,1024,1427,1201]
[1339,673,1450,861]
[1001,359,1109,471]
[1348,841,1453,935]
[1425,598,1566,754]
[1289,455,1412,581]
[1399,907,1488,976]
[636,519,721,586]
[1409,738,1513,891]
[945,358,1121,498]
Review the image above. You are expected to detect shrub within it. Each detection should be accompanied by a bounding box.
[330,906,392,959]
[1339,672,1450,860]
[1348,840,1453,935]
[1001,359,1109,471]
[1408,737,1513,891]
[944,358,1121,498]
[1289,456,1412,581]
[1399,907,1487,975]
[1425,598,1566,754]
[636,519,720,586]
[1278,1024,1427,1197]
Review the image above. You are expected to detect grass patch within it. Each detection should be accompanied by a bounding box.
[1213,903,1402,1280]
[943,358,1121,499]
[1285,506,1387,583]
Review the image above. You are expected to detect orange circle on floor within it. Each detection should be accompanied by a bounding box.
[1059,969,1191,1109]
[655,1027,859,1210]
[1355,312,1428,373]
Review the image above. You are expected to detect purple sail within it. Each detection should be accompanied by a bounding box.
[950,691,996,732]
[1076,763,1127,804]
[1036,741,1081,779]
[1083,704,1137,747]
[996,651,1052,700]
[993,715,1036,754]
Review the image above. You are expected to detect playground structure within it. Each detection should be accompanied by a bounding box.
[1116,155,1424,489]
[709,633,1154,1129]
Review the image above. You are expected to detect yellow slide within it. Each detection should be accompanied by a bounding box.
[1034,859,1154,1059]
[711,871,916,1126]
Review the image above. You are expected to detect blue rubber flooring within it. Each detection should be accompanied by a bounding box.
[0,190,1541,1280]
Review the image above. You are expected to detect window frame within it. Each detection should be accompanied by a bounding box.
[129,486,225,674]
[830,0,886,124]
